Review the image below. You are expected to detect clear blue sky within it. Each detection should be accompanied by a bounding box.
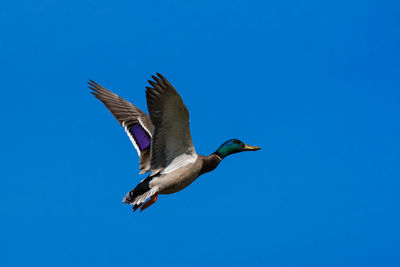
[1,0,399,266]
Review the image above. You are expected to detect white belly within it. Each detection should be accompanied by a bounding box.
[149,160,202,194]
[160,172,200,194]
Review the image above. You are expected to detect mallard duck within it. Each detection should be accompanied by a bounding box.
[89,73,260,212]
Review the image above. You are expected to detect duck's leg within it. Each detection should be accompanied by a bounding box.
[140,193,159,212]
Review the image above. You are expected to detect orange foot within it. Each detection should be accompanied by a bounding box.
[133,202,143,212]
[140,193,159,212]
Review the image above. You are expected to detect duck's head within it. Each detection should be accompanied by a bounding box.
[214,139,260,159]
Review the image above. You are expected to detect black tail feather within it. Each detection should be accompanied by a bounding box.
[123,176,152,204]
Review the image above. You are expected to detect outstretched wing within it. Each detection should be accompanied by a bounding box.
[145,73,196,173]
[89,80,153,174]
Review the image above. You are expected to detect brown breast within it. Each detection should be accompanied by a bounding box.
[199,154,222,175]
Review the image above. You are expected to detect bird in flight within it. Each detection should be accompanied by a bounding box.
[89,73,260,212]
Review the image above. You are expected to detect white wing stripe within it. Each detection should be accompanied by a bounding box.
[124,125,141,156]
[138,117,152,137]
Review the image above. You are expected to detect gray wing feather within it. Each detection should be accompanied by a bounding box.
[145,73,196,172]
[89,80,153,173]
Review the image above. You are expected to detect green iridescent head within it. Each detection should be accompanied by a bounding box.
[214,139,260,159]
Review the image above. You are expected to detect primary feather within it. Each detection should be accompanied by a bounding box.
[89,80,153,173]
[145,73,196,174]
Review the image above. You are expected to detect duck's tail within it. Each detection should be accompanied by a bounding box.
[122,176,158,211]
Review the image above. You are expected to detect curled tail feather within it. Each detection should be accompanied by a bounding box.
[122,176,158,210]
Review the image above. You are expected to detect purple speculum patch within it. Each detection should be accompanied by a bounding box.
[129,124,151,151]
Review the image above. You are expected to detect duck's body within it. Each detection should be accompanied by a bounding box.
[90,73,259,212]
[144,154,221,195]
